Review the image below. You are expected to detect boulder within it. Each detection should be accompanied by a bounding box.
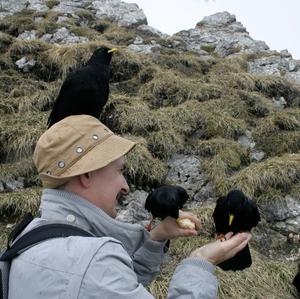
[175,12,269,57]
[90,0,147,28]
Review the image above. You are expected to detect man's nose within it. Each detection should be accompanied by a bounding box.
[121,178,129,195]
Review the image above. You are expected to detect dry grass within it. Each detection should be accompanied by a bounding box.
[147,129,185,160]
[102,95,169,135]
[8,39,50,61]
[0,111,47,162]
[0,32,14,52]
[201,109,247,139]
[110,49,142,82]
[211,72,257,92]
[229,154,300,198]
[253,109,300,156]
[40,41,117,80]
[150,52,214,78]
[254,76,300,106]
[140,70,211,108]
[0,187,41,218]
[125,136,167,187]
[0,10,36,36]
[238,90,273,117]
[193,137,248,158]
[0,158,37,184]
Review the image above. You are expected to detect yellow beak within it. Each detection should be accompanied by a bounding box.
[229,214,234,226]
[107,48,118,53]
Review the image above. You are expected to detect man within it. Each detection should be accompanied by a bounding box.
[9,115,251,298]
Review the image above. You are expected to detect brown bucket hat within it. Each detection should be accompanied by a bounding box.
[33,115,136,188]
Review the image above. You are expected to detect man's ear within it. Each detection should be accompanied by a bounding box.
[78,172,92,188]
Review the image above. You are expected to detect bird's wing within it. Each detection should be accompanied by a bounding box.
[213,196,229,234]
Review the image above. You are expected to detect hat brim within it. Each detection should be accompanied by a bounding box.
[40,134,135,188]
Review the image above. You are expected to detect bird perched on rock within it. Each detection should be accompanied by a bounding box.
[47,46,117,128]
[145,185,189,231]
[293,263,300,294]
[213,189,260,271]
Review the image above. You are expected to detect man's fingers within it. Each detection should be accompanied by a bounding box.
[222,232,252,251]
[178,228,198,237]
[224,231,234,240]
[229,237,252,258]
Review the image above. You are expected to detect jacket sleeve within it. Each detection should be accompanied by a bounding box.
[132,238,168,286]
[168,257,218,299]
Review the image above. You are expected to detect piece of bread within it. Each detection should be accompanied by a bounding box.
[177,218,196,230]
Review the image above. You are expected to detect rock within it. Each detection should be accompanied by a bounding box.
[56,16,70,24]
[52,0,91,14]
[197,11,236,28]
[272,96,287,110]
[248,55,300,85]
[273,216,300,235]
[90,0,147,28]
[238,130,256,149]
[260,195,300,234]
[176,12,269,57]
[166,154,207,200]
[127,43,161,54]
[15,57,36,72]
[116,190,150,224]
[262,195,300,221]
[133,36,144,45]
[34,17,44,22]
[136,24,169,39]
[17,30,37,41]
[193,182,215,202]
[0,0,48,19]
[41,27,89,44]
[5,178,25,191]
[250,150,265,162]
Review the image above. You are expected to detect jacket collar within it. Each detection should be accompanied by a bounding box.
[39,188,148,255]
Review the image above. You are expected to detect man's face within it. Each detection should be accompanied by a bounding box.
[90,156,129,218]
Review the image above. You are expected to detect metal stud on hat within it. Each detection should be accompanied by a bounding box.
[58,161,65,168]
[76,146,83,153]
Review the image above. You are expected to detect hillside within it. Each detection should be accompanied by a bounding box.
[0,0,299,297]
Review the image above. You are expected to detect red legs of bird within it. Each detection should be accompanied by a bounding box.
[216,230,247,242]
[216,234,226,242]
[146,217,155,232]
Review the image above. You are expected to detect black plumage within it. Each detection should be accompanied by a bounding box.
[47,46,117,128]
[293,263,300,294]
[213,189,260,271]
[145,185,189,230]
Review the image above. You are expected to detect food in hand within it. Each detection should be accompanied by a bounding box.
[177,218,195,230]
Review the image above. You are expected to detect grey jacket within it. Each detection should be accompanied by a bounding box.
[8,189,218,298]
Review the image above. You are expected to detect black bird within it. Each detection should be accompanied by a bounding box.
[293,263,300,295]
[213,189,260,271]
[145,185,189,231]
[47,46,117,128]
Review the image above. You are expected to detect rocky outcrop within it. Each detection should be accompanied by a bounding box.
[0,0,147,28]
[90,0,146,28]
[247,51,300,84]
[260,195,300,234]
[175,12,269,57]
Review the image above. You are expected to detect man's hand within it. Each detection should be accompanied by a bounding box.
[190,232,252,265]
[149,210,201,241]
